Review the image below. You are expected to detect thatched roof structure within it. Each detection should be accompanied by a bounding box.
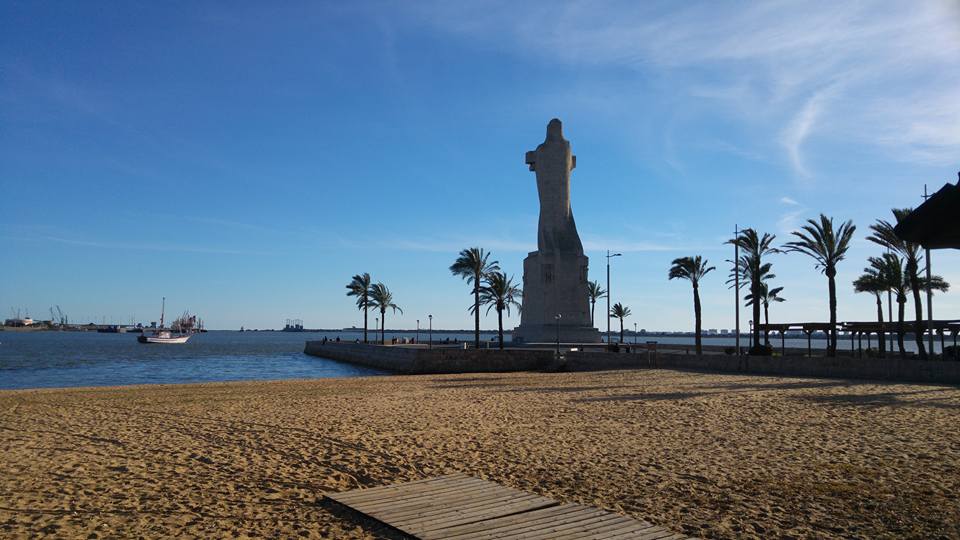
[894,172,960,250]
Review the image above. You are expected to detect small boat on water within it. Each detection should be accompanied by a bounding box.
[138,330,190,344]
[138,297,192,344]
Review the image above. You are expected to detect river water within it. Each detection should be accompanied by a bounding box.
[0,330,947,390]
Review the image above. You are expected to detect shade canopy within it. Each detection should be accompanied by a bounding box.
[894,173,960,250]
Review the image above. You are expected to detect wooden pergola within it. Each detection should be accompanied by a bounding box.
[756,321,960,358]
[841,320,960,358]
[755,322,837,357]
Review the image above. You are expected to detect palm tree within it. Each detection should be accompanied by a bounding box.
[587,280,606,326]
[610,302,631,343]
[745,281,785,345]
[784,214,856,357]
[668,256,715,355]
[345,273,372,343]
[853,262,888,355]
[476,272,522,350]
[873,253,910,356]
[450,247,500,349]
[726,229,778,352]
[867,209,927,359]
[367,282,402,345]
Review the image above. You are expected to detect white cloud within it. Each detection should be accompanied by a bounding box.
[402,0,960,171]
[781,87,834,178]
[777,195,808,234]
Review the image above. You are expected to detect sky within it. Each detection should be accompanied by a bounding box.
[2,1,959,331]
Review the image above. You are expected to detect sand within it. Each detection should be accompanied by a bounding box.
[1,369,958,539]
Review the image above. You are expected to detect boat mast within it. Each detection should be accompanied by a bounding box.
[160,297,165,329]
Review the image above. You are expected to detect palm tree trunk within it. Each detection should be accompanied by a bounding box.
[907,258,927,359]
[751,266,761,350]
[474,273,481,349]
[875,294,885,355]
[619,318,624,343]
[897,297,906,356]
[381,310,386,345]
[497,307,504,350]
[827,271,837,357]
[693,283,702,355]
[363,303,368,344]
[590,300,595,326]
[763,302,770,345]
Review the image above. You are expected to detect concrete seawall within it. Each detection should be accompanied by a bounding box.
[564,351,960,385]
[304,342,554,374]
[305,341,960,384]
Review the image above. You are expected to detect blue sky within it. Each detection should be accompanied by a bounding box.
[2,1,959,331]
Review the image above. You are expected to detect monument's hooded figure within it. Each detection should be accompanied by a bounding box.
[513,119,601,343]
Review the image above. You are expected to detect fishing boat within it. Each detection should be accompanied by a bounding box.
[138,297,192,344]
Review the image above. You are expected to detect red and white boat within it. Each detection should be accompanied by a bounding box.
[137,297,192,344]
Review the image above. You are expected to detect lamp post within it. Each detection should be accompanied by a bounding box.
[924,185,934,354]
[733,224,740,357]
[606,251,622,344]
[634,322,638,344]
[428,314,433,349]
[416,319,420,345]
[375,317,380,345]
[555,313,562,356]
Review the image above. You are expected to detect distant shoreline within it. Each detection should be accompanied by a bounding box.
[4,325,850,339]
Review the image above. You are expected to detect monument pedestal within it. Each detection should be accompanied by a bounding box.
[512,251,601,344]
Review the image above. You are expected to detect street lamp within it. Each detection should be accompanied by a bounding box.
[555,313,562,356]
[416,319,420,345]
[375,317,380,345]
[428,314,433,349]
[606,251,622,344]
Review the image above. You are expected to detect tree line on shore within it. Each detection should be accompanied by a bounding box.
[345,207,950,359]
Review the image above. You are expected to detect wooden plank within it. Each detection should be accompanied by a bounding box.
[404,497,557,534]
[422,504,590,540]
[330,474,473,504]
[324,475,694,540]
[630,528,685,540]
[509,513,644,540]
[580,524,660,540]
[474,508,616,540]
[352,480,510,511]
[555,519,655,540]
[379,492,546,524]
[329,475,469,506]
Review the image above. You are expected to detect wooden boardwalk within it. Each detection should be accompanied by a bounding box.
[326,473,693,539]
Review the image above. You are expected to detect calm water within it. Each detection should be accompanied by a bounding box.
[1,329,946,390]
[0,331,390,390]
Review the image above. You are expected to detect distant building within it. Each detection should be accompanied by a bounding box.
[3,317,33,327]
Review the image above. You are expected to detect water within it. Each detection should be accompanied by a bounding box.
[0,331,390,390]
[2,330,949,391]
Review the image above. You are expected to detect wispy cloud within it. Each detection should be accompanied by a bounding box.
[776,197,808,234]
[779,196,800,206]
[404,0,960,172]
[781,87,834,178]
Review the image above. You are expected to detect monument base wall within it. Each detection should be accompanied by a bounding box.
[511,323,600,344]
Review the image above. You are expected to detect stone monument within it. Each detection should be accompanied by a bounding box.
[512,119,601,343]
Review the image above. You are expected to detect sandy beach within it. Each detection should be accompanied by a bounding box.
[1,369,958,539]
